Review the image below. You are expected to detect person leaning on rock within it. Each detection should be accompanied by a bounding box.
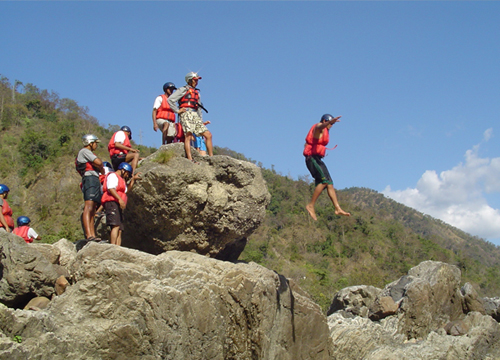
[0,184,14,233]
[101,162,140,246]
[168,72,213,163]
[108,125,140,173]
[76,134,105,241]
[153,82,178,145]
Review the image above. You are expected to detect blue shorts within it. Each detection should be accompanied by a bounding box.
[305,155,333,186]
[191,135,207,151]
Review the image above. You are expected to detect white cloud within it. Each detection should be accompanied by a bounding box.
[383,128,500,241]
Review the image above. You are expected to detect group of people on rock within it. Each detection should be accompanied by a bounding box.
[152,72,213,163]
[74,71,215,245]
[0,184,41,243]
[2,71,351,247]
[76,127,140,246]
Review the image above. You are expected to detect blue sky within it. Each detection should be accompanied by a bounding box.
[2,2,500,244]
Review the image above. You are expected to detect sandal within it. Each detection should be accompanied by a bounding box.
[191,160,200,165]
[86,236,102,242]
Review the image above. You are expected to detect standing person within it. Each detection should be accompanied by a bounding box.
[108,126,140,172]
[13,216,41,243]
[168,72,213,162]
[153,82,178,145]
[76,134,105,241]
[101,162,140,246]
[0,184,14,233]
[304,114,351,221]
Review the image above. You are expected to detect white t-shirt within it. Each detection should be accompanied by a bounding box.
[114,130,127,144]
[153,95,163,110]
[27,228,39,240]
[106,173,128,193]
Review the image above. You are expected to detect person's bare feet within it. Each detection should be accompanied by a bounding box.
[306,204,317,221]
[335,208,351,217]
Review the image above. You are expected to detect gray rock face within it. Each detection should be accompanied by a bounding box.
[327,260,500,359]
[0,242,331,360]
[122,144,271,259]
[327,285,382,317]
[328,311,500,360]
[483,297,500,321]
[0,233,60,308]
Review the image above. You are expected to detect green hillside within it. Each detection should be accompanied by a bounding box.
[2,76,500,313]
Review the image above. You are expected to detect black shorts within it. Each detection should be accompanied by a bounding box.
[104,201,124,230]
[111,153,126,171]
[305,155,333,186]
[82,175,102,203]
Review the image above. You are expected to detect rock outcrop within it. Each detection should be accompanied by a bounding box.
[0,237,331,359]
[122,144,271,260]
[327,260,500,359]
[0,234,60,308]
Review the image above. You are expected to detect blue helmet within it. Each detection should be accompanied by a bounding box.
[163,82,176,93]
[321,114,334,122]
[0,184,10,194]
[118,162,133,174]
[103,161,113,169]
[17,216,30,227]
[120,126,132,139]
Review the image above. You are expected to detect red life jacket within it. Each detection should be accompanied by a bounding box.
[13,226,31,243]
[101,172,128,205]
[303,124,330,157]
[0,199,14,229]
[174,122,185,143]
[179,87,200,110]
[75,154,100,177]
[156,94,176,122]
[108,131,131,157]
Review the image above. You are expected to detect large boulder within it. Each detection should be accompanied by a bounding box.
[0,243,332,360]
[397,261,464,338]
[0,233,60,308]
[122,144,271,259]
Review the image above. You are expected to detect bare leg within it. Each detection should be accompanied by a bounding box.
[202,130,213,156]
[83,200,97,238]
[184,133,194,160]
[326,184,351,216]
[110,226,120,245]
[116,230,122,246]
[125,152,140,173]
[162,123,168,145]
[306,183,327,221]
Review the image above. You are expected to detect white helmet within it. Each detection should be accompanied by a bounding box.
[82,134,100,146]
[185,72,202,84]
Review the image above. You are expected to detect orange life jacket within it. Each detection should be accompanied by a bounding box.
[179,87,200,110]
[303,124,330,157]
[13,226,31,243]
[0,199,14,229]
[101,173,128,205]
[156,94,176,122]
[108,131,131,157]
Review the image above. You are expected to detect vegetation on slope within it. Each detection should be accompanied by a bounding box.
[2,76,500,313]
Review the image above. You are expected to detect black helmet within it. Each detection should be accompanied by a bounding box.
[120,126,132,139]
[321,114,334,122]
[163,82,176,93]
